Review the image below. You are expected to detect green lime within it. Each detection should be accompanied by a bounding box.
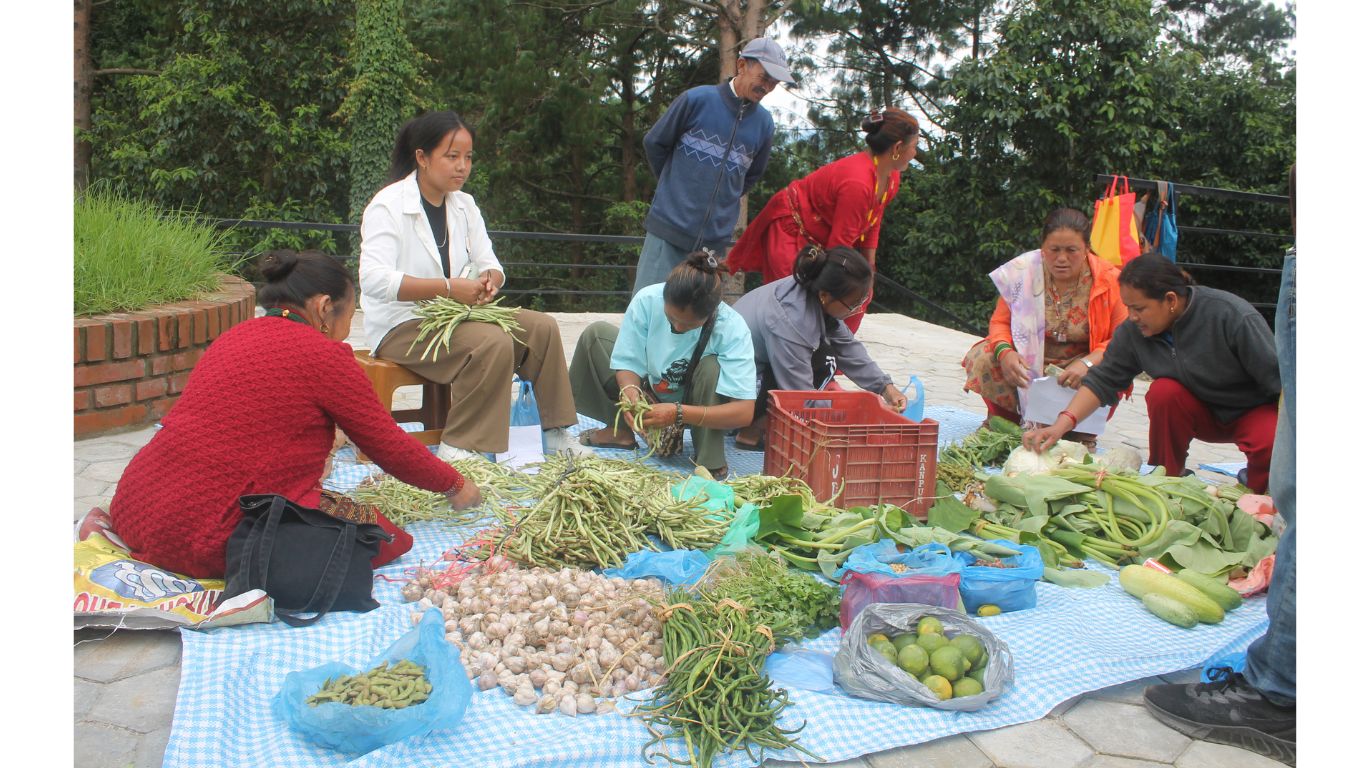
[950,635,986,669]
[920,674,953,701]
[952,677,985,698]
[968,665,987,684]
[875,642,899,666]
[891,633,919,652]
[930,645,966,682]
[867,632,891,646]
[916,616,944,636]
[896,643,930,677]
[977,604,1002,617]
[916,632,949,653]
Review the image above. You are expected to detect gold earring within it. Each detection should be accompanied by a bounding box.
[892,151,901,161]
[320,323,330,334]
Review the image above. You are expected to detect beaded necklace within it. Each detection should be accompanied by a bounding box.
[265,307,312,327]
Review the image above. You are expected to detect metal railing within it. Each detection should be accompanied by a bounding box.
[212,219,988,335]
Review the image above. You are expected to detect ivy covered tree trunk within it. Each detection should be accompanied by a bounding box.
[75,0,92,191]
[341,0,425,229]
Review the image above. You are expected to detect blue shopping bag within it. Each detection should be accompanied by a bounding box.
[1143,181,1178,261]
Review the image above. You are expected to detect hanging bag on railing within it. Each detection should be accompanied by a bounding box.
[221,493,392,626]
[1143,181,1179,262]
[1091,175,1142,266]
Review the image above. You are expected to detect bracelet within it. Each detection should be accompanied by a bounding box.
[698,406,708,427]
[674,403,684,428]
[1058,410,1079,428]
[993,342,1014,361]
[443,277,452,298]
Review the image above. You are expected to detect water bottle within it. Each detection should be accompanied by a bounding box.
[901,374,925,422]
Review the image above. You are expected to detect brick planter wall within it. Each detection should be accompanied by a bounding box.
[74,275,256,438]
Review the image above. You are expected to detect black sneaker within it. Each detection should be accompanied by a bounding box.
[1143,668,1295,765]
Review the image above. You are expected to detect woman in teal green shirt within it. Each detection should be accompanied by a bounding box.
[570,251,757,479]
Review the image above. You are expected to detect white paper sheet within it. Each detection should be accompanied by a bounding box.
[1021,377,1108,434]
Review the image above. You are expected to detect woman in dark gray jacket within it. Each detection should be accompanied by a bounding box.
[732,245,909,449]
[1023,254,1280,492]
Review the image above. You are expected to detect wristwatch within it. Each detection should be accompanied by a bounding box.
[1081,359,1094,369]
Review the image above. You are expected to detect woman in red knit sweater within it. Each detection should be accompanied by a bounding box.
[724,108,919,334]
[109,251,482,579]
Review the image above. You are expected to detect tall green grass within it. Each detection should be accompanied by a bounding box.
[74,186,238,316]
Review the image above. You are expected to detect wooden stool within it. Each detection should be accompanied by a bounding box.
[352,349,451,460]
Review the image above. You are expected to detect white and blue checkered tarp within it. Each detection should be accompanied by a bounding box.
[165,407,1268,767]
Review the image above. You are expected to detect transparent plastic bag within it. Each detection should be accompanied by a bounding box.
[834,603,1014,710]
[273,609,474,754]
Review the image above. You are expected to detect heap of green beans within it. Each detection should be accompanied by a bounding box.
[483,455,731,569]
[723,474,818,510]
[636,590,816,768]
[408,296,523,361]
[936,416,1022,493]
[349,458,532,527]
[307,660,431,708]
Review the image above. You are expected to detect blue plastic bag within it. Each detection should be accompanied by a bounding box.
[510,376,540,427]
[273,609,474,754]
[1142,181,1179,261]
[601,548,710,586]
[1202,651,1248,682]
[672,475,734,517]
[954,540,1045,614]
[834,540,964,580]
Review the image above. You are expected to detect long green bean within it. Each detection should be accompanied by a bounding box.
[407,296,523,361]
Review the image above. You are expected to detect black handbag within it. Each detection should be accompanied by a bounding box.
[221,493,393,627]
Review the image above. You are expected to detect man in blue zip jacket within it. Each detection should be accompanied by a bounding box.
[631,37,794,296]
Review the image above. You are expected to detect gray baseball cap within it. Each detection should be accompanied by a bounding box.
[740,37,794,84]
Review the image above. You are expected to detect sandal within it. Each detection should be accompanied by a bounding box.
[704,465,729,481]
[733,435,765,452]
[578,428,637,449]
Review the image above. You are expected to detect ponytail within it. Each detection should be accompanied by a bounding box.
[792,245,871,299]
[1118,253,1195,300]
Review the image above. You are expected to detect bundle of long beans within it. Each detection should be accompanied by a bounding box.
[616,392,668,455]
[636,590,816,768]
[349,458,532,527]
[407,296,523,361]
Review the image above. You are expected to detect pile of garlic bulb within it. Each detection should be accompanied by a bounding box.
[406,559,668,716]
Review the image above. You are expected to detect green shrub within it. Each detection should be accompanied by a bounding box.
[74,186,238,316]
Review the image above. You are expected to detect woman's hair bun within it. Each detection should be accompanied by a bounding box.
[259,250,300,282]
[860,116,881,136]
[684,248,720,274]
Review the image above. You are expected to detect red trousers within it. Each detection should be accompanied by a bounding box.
[1145,377,1277,493]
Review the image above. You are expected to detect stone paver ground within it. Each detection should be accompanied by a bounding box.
[73,311,1266,768]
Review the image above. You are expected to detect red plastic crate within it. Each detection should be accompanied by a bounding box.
[763,389,939,517]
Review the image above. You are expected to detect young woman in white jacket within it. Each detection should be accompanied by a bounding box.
[358,111,589,461]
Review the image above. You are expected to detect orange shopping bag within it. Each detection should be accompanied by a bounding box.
[1091,175,1142,266]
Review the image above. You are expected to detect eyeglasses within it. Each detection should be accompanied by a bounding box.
[832,293,870,317]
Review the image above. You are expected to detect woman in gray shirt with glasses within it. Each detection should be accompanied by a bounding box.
[732,245,910,449]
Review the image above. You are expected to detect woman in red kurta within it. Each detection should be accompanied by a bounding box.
[725,108,919,334]
[109,250,483,578]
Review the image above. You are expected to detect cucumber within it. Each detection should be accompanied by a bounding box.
[1174,570,1243,612]
[1141,593,1199,628]
[1118,565,1225,624]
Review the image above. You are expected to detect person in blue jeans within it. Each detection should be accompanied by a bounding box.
[1142,166,1295,765]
